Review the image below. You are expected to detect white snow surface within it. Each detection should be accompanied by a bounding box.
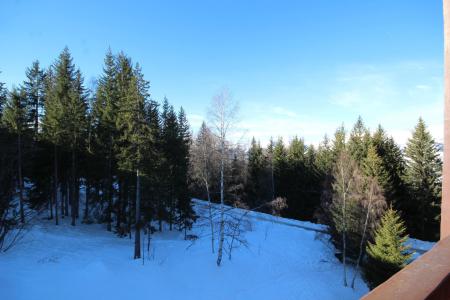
[1,200,372,300]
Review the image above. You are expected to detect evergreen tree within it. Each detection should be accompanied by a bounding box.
[94,49,119,231]
[23,60,46,136]
[363,144,390,190]
[371,126,408,209]
[273,137,288,200]
[116,69,150,259]
[2,88,27,223]
[42,63,64,225]
[404,118,442,240]
[286,136,307,217]
[175,107,195,236]
[364,208,412,289]
[315,134,333,174]
[348,116,371,164]
[161,98,180,231]
[246,138,268,207]
[66,68,88,226]
[228,148,247,205]
[332,124,346,160]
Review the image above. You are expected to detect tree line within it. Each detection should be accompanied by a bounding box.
[189,112,441,286]
[0,48,194,258]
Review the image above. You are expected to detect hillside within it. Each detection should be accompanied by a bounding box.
[0,200,375,300]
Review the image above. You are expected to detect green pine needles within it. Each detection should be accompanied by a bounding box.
[364,207,413,289]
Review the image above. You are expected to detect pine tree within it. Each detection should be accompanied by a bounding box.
[246,138,268,207]
[116,68,150,259]
[371,126,408,209]
[348,116,371,164]
[364,208,412,289]
[286,136,306,218]
[332,124,346,160]
[161,98,180,231]
[94,49,119,231]
[315,134,333,175]
[266,137,275,200]
[363,144,390,190]
[67,68,88,226]
[404,118,442,240]
[42,63,64,225]
[2,88,27,223]
[23,60,46,136]
[273,137,288,200]
[175,107,195,237]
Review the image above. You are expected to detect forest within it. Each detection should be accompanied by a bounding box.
[0,47,443,289]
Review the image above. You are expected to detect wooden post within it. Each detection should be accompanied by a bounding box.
[442,0,450,239]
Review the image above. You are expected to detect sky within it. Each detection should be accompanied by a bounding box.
[0,0,444,147]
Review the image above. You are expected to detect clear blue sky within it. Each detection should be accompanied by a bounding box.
[0,0,444,146]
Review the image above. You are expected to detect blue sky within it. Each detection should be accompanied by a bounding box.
[0,0,444,146]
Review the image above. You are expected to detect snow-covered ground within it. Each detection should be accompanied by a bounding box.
[2,200,426,300]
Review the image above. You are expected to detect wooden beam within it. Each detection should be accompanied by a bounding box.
[442,0,450,239]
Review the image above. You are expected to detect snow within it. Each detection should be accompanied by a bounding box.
[0,200,371,300]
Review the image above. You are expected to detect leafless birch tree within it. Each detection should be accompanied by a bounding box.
[208,88,238,267]
[190,122,218,253]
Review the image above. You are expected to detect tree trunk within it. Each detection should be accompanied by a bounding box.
[54,144,58,225]
[128,184,132,239]
[17,133,25,224]
[34,100,39,136]
[341,164,348,287]
[217,140,225,267]
[61,181,65,218]
[84,182,90,221]
[75,178,79,218]
[71,149,76,226]
[205,179,215,253]
[65,182,69,217]
[351,185,374,288]
[107,148,113,231]
[134,169,141,259]
[116,179,122,229]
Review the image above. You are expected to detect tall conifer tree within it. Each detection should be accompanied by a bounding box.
[2,88,27,223]
[404,118,442,240]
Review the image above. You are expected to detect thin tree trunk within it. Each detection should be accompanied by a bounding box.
[54,144,58,225]
[49,186,53,220]
[65,182,69,217]
[76,178,79,218]
[169,180,173,231]
[351,185,374,288]
[34,100,39,137]
[341,164,348,287]
[128,184,132,239]
[116,179,122,229]
[84,182,90,221]
[107,145,113,231]
[205,179,215,253]
[217,139,225,266]
[134,169,141,259]
[71,149,76,226]
[61,181,65,218]
[17,133,25,224]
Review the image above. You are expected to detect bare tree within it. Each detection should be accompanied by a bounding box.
[190,122,218,253]
[350,177,386,288]
[331,152,358,287]
[208,88,238,267]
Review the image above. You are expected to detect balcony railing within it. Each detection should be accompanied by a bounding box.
[362,236,450,299]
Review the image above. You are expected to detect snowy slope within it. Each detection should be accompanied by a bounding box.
[0,201,371,300]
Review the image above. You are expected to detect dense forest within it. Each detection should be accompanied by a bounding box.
[0,47,443,288]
